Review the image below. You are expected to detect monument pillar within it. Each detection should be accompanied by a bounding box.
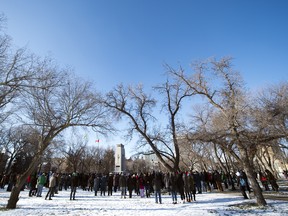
[115,144,125,173]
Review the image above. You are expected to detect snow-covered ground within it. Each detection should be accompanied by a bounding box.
[0,187,287,216]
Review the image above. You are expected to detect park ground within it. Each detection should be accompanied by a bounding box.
[0,180,287,216]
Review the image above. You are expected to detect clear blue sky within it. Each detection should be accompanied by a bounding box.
[1,0,288,156]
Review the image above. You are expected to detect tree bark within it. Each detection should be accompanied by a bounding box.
[240,149,267,206]
[6,154,41,209]
[6,183,21,209]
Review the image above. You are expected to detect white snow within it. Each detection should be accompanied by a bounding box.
[0,188,287,216]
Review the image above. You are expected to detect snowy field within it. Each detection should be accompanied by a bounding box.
[0,187,288,216]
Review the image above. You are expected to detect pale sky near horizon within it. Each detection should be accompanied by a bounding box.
[1,0,288,157]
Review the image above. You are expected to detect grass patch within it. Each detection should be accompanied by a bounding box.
[0,206,9,211]
[229,202,268,210]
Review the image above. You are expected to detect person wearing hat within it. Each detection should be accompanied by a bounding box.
[107,173,114,196]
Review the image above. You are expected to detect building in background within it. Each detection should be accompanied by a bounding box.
[115,144,126,173]
[143,154,160,171]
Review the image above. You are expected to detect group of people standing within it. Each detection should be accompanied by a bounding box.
[0,167,282,203]
[91,171,198,204]
[23,170,199,204]
[236,169,280,199]
[25,171,79,200]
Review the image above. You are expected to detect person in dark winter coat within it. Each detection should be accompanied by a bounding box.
[144,173,151,198]
[113,173,120,192]
[169,173,178,204]
[93,174,101,196]
[188,172,196,201]
[176,172,185,203]
[241,170,251,193]
[107,173,114,196]
[119,174,127,198]
[100,175,107,196]
[70,172,79,200]
[153,172,163,204]
[87,174,94,191]
[183,172,190,202]
[193,171,202,194]
[214,170,223,191]
[6,173,16,192]
[126,174,135,198]
[135,175,140,196]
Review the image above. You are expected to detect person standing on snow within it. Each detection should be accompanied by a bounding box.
[70,172,79,200]
[237,171,249,199]
[169,173,178,204]
[94,174,101,196]
[36,173,46,197]
[153,172,163,204]
[119,173,127,198]
[45,173,56,200]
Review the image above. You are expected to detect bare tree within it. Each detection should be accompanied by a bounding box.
[104,78,194,172]
[253,82,288,175]
[6,61,112,209]
[0,126,40,174]
[0,17,36,176]
[170,57,285,206]
[126,156,150,174]
[101,148,115,174]
[178,138,209,171]
[85,145,105,173]
[0,22,35,124]
[80,146,98,174]
[63,138,87,173]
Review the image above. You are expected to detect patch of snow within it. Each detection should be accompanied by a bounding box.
[0,188,287,216]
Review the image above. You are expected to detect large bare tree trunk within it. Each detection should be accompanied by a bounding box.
[6,184,21,209]
[6,155,40,209]
[240,149,267,206]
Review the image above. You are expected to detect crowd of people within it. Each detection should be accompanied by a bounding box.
[0,168,283,203]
